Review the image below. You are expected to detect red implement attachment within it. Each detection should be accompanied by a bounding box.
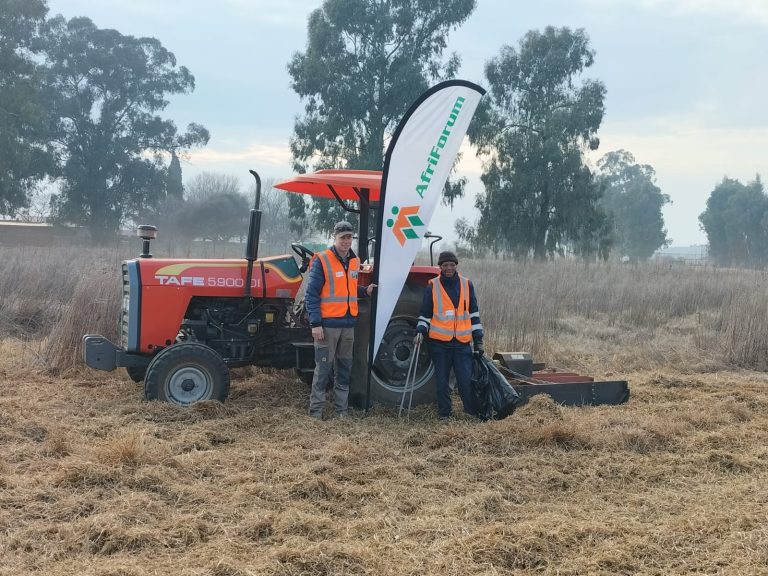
[531,371,595,384]
[493,352,629,407]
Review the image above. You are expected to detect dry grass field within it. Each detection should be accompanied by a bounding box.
[1,246,767,575]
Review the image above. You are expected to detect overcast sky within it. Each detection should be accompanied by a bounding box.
[48,0,768,247]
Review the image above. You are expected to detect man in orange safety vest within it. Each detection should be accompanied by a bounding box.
[415,250,484,420]
[305,221,375,419]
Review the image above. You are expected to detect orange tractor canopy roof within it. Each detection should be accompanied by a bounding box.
[274,169,382,202]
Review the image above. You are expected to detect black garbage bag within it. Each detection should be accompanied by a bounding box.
[472,355,522,421]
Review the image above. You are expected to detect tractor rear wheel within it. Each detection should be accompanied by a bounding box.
[144,343,230,406]
[350,282,435,408]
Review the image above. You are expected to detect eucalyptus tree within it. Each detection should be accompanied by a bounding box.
[288,0,476,235]
[700,176,768,268]
[598,150,670,261]
[43,16,209,242]
[0,0,52,216]
[467,27,608,260]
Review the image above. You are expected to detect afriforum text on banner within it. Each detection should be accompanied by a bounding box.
[371,80,485,361]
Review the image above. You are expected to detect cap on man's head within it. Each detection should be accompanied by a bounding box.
[437,251,459,265]
[333,221,354,236]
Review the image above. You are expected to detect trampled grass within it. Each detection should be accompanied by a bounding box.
[1,365,767,575]
[1,246,767,574]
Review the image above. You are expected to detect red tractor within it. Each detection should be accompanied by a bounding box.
[83,170,440,407]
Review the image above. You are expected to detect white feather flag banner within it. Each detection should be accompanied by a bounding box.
[369,80,485,372]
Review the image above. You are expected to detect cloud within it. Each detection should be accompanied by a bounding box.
[222,0,318,25]
[580,0,768,26]
[186,137,486,180]
[455,139,484,177]
[596,121,768,177]
[188,142,292,167]
[79,0,318,27]
[654,0,768,24]
[176,141,294,185]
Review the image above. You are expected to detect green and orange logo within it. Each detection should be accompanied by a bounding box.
[386,205,424,246]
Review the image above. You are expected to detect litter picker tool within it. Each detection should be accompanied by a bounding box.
[399,336,422,419]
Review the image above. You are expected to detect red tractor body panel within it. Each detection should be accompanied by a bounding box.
[359,263,438,288]
[136,254,302,353]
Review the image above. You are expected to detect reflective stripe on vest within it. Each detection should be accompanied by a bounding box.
[428,275,472,343]
[318,249,359,318]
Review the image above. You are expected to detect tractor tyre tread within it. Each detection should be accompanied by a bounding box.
[125,366,146,383]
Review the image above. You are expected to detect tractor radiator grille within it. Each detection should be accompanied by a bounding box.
[121,263,130,349]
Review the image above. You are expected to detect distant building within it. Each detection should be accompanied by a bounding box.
[0,221,86,247]
[653,244,710,265]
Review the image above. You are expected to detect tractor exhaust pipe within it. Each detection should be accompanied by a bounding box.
[244,170,262,297]
[424,232,443,266]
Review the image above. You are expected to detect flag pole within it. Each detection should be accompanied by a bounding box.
[364,174,387,412]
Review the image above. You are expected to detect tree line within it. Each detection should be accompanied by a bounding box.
[2,0,762,265]
[286,1,671,261]
[699,176,768,268]
[1,0,210,243]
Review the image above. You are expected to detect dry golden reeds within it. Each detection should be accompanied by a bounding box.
[720,285,768,370]
[2,245,768,374]
[461,258,768,372]
[41,270,121,374]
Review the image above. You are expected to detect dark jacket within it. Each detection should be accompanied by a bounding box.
[305,246,369,328]
[416,272,484,346]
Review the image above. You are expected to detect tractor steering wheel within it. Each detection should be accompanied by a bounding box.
[291,242,315,273]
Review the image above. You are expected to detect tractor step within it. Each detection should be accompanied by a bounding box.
[292,341,315,384]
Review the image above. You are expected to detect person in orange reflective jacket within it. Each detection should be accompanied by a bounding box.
[305,221,375,419]
[415,250,484,420]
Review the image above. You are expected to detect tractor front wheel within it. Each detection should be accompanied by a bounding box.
[144,343,230,406]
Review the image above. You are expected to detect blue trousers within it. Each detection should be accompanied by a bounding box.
[429,340,477,418]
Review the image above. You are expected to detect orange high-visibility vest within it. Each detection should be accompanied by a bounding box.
[317,248,359,319]
[428,275,472,343]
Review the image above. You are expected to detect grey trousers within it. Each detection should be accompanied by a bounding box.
[309,326,354,417]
